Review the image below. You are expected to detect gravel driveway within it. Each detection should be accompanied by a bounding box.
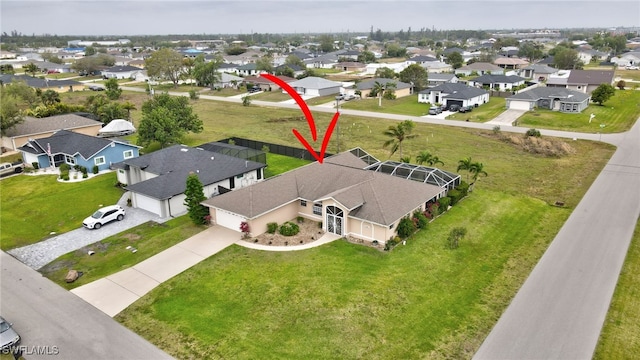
[8,194,168,270]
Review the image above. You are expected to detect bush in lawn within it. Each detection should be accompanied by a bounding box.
[448,189,463,206]
[396,216,416,239]
[31,162,39,169]
[59,163,71,172]
[412,210,429,229]
[448,227,467,249]
[189,89,199,100]
[267,222,278,234]
[525,128,541,138]
[457,181,470,197]
[92,165,99,174]
[279,222,300,236]
[438,197,451,213]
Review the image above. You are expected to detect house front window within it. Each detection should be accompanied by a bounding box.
[300,200,307,207]
[123,150,134,159]
[94,156,106,166]
[65,155,76,165]
[313,203,322,216]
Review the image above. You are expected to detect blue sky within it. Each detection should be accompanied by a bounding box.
[1,1,638,36]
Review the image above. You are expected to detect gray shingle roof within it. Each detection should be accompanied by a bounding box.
[566,70,614,85]
[287,76,341,90]
[356,78,411,90]
[4,114,102,137]
[508,87,590,103]
[202,152,444,226]
[0,74,82,89]
[18,129,116,159]
[457,62,503,71]
[120,145,266,200]
[419,82,488,100]
[102,65,142,73]
[470,74,525,84]
[522,64,557,74]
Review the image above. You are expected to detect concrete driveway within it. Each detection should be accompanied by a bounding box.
[485,109,526,126]
[8,195,166,270]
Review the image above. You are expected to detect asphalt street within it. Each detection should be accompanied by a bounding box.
[0,252,173,360]
[474,119,640,359]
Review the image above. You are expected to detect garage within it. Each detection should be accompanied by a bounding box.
[508,100,532,110]
[215,209,245,231]
[134,193,163,217]
[445,99,464,108]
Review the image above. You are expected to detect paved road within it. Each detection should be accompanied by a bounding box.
[0,252,173,360]
[474,118,640,359]
[8,193,166,269]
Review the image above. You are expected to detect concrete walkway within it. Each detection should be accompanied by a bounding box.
[236,232,341,251]
[72,226,240,316]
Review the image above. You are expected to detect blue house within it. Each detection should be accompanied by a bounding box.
[18,130,140,171]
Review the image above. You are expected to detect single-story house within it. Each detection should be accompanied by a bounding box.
[468,74,526,91]
[101,65,143,79]
[212,72,245,89]
[304,53,339,69]
[236,63,264,77]
[333,62,366,72]
[2,114,102,151]
[218,63,240,74]
[577,49,609,64]
[202,149,455,244]
[455,62,504,76]
[364,62,408,75]
[418,82,489,108]
[356,78,412,98]
[244,75,295,91]
[506,87,590,113]
[0,74,85,93]
[547,69,615,94]
[18,129,140,171]
[274,64,306,77]
[426,73,458,87]
[114,145,266,218]
[285,76,342,96]
[406,55,439,65]
[519,64,558,82]
[610,51,640,68]
[421,61,453,73]
[493,57,530,70]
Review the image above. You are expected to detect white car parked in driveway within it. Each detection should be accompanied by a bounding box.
[83,205,126,229]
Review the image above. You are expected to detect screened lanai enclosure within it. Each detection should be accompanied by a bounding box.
[197,142,267,164]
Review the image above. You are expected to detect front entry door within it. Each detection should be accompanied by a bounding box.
[326,206,343,236]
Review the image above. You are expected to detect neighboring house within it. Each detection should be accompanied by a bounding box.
[364,62,408,75]
[285,76,342,96]
[547,69,615,93]
[213,72,245,89]
[468,74,526,91]
[493,57,530,70]
[218,63,239,74]
[128,59,146,68]
[421,61,453,73]
[244,75,295,91]
[114,145,266,218]
[337,50,361,61]
[356,78,412,98]
[406,55,438,65]
[304,52,340,69]
[202,149,458,244]
[506,87,590,113]
[418,82,489,108]
[577,49,609,64]
[519,64,558,82]
[236,63,264,77]
[20,60,72,73]
[455,62,504,76]
[0,74,84,92]
[101,65,142,79]
[18,130,140,171]
[426,73,458,87]
[610,51,640,68]
[2,114,102,151]
[333,62,366,72]
[274,64,306,77]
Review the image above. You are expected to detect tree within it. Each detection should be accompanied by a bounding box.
[84,46,97,56]
[0,88,24,136]
[319,35,334,53]
[104,78,122,100]
[382,81,397,100]
[385,43,407,58]
[445,51,464,69]
[193,56,221,88]
[447,227,467,249]
[375,67,396,79]
[399,64,429,91]
[382,120,418,158]
[4,81,38,108]
[591,84,616,105]
[553,47,583,70]
[518,42,544,63]
[255,54,274,74]
[181,57,197,85]
[469,161,488,184]
[0,64,15,74]
[357,51,376,64]
[122,101,136,120]
[137,93,202,147]
[457,157,474,182]
[145,48,184,88]
[40,89,61,106]
[225,46,246,55]
[284,54,306,68]
[184,173,209,225]
[41,52,63,64]
[23,62,40,77]
[416,151,444,166]
[400,156,411,163]
[371,81,385,106]
[616,80,626,90]
[98,102,127,124]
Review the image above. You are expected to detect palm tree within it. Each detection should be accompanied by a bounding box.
[23,63,40,77]
[372,81,384,107]
[382,120,418,158]
[122,101,137,121]
[416,151,445,167]
[400,156,411,163]
[469,162,488,184]
[457,157,473,181]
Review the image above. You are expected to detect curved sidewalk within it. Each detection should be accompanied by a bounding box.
[474,118,640,359]
[236,232,341,251]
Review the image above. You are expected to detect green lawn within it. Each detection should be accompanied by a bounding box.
[340,95,430,116]
[518,89,640,133]
[0,172,124,250]
[39,216,205,290]
[594,219,640,358]
[250,90,291,102]
[116,190,569,359]
[616,69,640,82]
[264,153,310,178]
[45,72,80,79]
[446,97,507,122]
[125,83,206,93]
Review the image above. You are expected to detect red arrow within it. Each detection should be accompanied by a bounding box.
[260,74,340,164]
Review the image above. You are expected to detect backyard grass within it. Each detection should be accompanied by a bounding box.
[340,95,430,116]
[518,89,640,133]
[45,72,80,80]
[446,97,507,122]
[250,90,291,102]
[615,69,640,82]
[116,190,570,359]
[594,219,640,359]
[263,153,310,178]
[0,172,123,250]
[39,216,205,290]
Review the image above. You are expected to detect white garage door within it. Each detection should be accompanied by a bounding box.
[216,210,245,231]
[509,100,531,111]
[135,193,163,217]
